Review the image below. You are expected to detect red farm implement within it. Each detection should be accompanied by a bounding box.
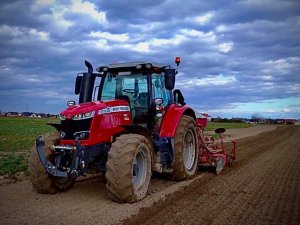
[196,117,236,174]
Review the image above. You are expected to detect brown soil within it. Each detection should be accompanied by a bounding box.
[224,124,278,141]
[205,124,277,142]
[0,125,299,225]
[121,125,300,225]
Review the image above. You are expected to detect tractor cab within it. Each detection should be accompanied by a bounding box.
[74,61,177,128]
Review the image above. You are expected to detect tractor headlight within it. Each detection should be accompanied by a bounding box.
[73,111,95,120]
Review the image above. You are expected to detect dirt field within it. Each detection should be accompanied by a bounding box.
[205,124,277,141]
[0,125,299,225]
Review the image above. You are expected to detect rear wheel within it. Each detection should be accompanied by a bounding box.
[28,133,75,194]
[172,115,198,181]
[105,134,152,203]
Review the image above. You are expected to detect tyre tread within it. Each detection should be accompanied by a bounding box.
[106,134,152,203]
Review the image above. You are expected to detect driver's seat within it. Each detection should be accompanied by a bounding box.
[135,92,148,107]
[116,94,135,120]
[121,92,136,119]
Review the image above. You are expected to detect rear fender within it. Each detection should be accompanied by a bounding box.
[159,104,196,138]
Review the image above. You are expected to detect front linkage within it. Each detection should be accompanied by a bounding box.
[36,136,109,178]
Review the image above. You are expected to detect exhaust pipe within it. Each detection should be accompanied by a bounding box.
[79,60,96,103]
[85,60,93,74]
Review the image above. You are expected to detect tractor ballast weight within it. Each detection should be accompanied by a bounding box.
[28,58,236,203]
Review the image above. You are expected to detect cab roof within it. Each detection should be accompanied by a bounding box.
[96,62,170,73]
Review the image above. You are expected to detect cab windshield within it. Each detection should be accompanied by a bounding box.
[100,73,147,102]
[100,72,171,107]
[101,73,148,121]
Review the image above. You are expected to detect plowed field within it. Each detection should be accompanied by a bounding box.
[0,125,299,225]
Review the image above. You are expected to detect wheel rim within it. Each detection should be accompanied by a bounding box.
[132,146,148,189]
[183,129,196,171]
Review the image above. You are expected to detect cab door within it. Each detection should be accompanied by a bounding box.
[133,75,149,125]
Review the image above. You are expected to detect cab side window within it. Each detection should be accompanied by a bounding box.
[152,74,170,106]
[101,75,116,100]
[135,77,148,108]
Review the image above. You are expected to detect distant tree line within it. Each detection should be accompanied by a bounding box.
[211,113,297,125]
[211,117,244,123]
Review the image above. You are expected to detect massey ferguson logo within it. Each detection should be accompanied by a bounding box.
[99,106,130,115]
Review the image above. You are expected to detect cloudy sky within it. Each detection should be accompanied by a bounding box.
[0,0,299,119]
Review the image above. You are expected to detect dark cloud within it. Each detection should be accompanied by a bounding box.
[217,0,300,23]
[0,0,299,118]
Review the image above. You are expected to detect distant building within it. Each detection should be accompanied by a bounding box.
[7,112,18,117]
[22,112,34,117]
[197,112,212,121]
[284,119,296,125]
[274,119,284,124]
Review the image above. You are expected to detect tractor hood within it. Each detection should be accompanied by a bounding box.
[60,100,129,118]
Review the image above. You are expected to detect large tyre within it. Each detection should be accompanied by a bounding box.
[28,132,75,194]
[105,134,152,203]
[172,115,198,181]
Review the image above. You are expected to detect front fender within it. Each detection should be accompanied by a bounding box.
[159,104,196,138]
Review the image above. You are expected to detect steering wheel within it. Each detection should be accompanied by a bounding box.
[122,89,139,101]
[122,89,136,94]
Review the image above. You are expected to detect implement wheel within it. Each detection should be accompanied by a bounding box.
[215,156,226,174]
[28,133,75,194]
[106,134,152,203]
[172,115,198,181]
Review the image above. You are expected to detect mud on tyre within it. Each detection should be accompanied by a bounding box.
[28,132,75,194]
[172,115,198,181]
[105,134,152,203]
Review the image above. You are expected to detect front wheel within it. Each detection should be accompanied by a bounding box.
[105,134,152,203]
[172,115,199,181]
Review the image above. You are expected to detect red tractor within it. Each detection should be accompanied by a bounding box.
[28,58,236,203]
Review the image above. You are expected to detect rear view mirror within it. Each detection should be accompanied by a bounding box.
[164,69,176,90]
[75,75,83,95]
[67,100,76,107]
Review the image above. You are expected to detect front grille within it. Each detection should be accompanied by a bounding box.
[61,118,92,140]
